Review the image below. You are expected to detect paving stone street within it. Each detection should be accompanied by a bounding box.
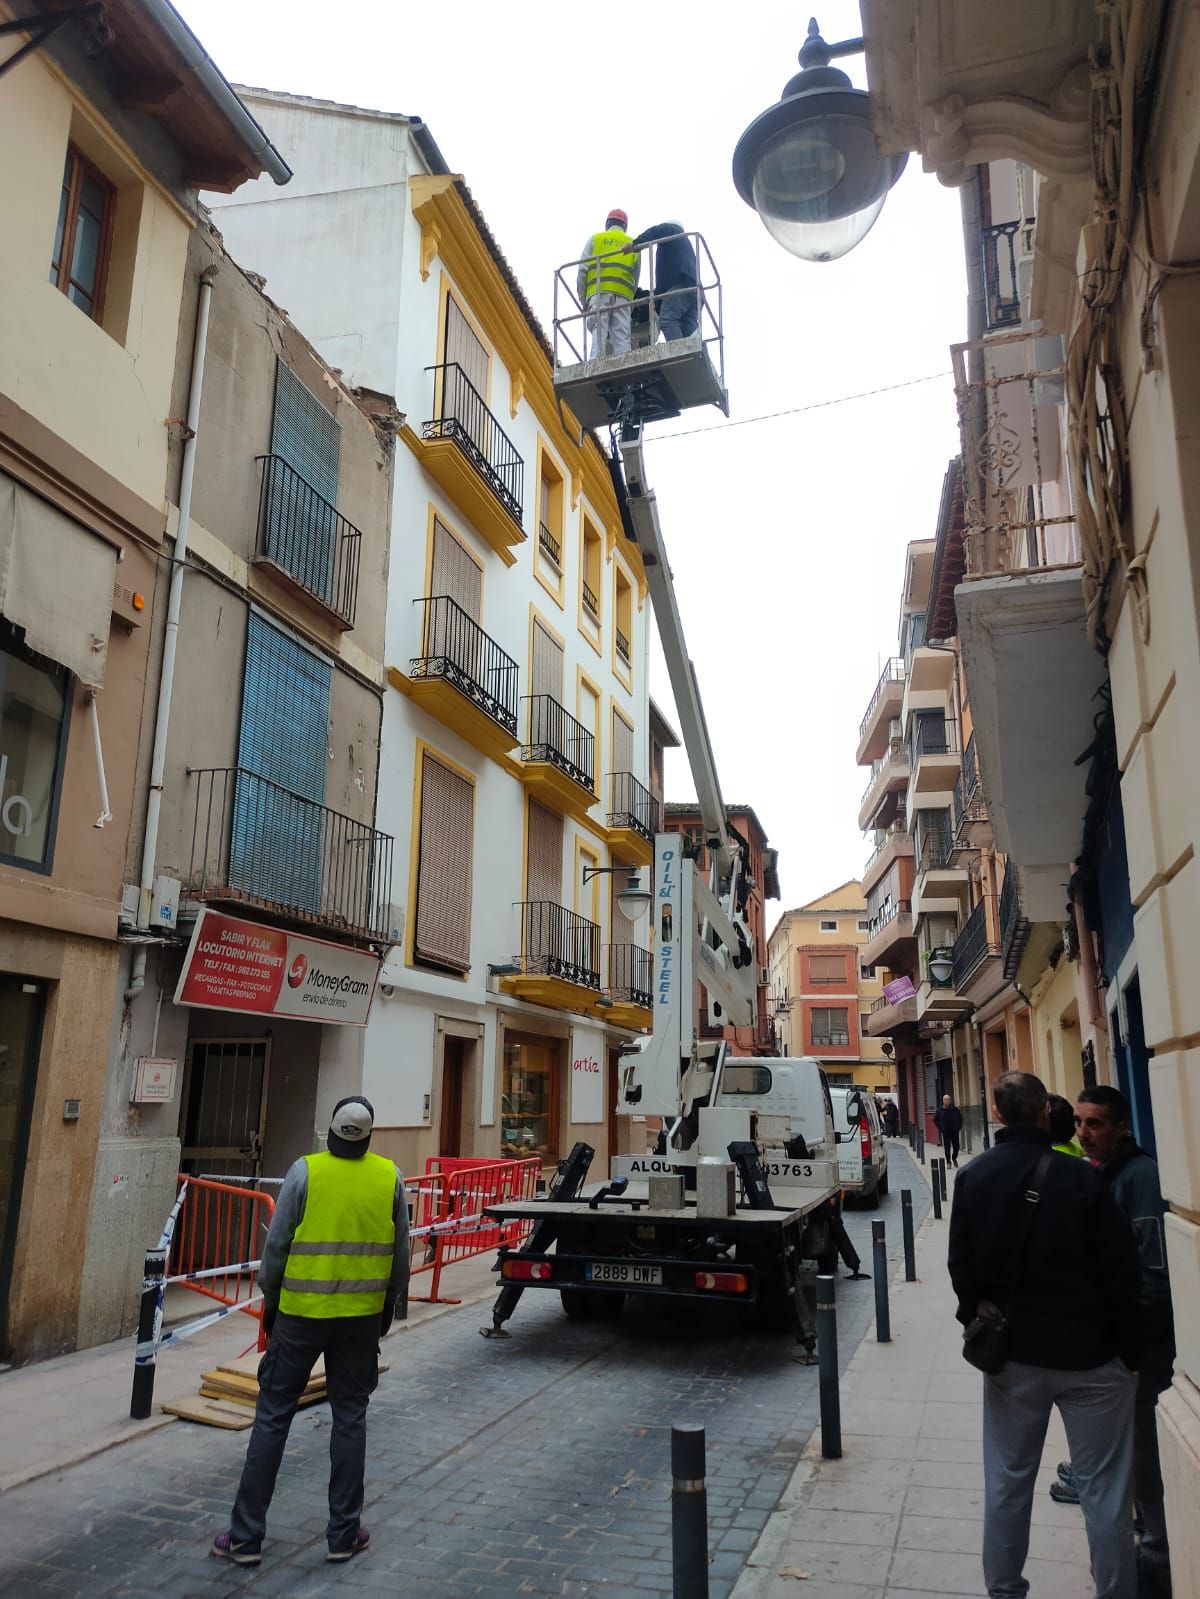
[0,1147,930,1599]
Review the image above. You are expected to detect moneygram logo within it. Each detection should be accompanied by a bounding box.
[287,953,308,989]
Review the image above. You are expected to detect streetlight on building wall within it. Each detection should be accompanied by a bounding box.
[733,18,907,262]
[582,864,652,922]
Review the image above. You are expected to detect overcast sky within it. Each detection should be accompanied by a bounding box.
[179,0,966,916]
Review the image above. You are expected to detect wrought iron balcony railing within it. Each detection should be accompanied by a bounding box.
[538,520,561,567]
[424,362,524,524]
[1000,864,1029,977]
[607,771,657,841]
[919,818,954,873]
[522,695,595,791]
[952,733,988,836]
[952,896,996,989]
[866,898,911,941]
[860,737,908,805]
[582,578,599,620]
[606,942,651,1008]
[859,656,905,742]
[981,218,1033,331]
[410,596,519,738]
[186,766,394,941]
[615,625,631,665]
[911,717,960,762]
[254,454,362,628]
[515,901,600,989]
[863,818,909,878]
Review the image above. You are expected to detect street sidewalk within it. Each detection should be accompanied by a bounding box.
[0,1251,500,1495]
[733,1153,1093,1599]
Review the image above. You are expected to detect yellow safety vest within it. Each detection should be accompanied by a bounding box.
[584,229,637,301]
[278,1151,397,1319]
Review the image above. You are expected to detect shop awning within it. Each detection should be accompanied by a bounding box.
[0,472,115,686]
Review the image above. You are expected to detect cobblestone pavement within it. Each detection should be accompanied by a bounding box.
[0,1146,929,1599]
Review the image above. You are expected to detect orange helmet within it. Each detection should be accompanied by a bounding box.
[607,208,628,229]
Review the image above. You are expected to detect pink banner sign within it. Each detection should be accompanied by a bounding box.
[882,975,916,1004]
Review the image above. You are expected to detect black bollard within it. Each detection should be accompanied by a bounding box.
[872,1220,891,1343]
[671,1424,709,1598]
[130,1247,167,1420]
[917,1128,925,1164]
[907,1123,915,1150]
[816,1274,841,1458]
[901,1189,917,1281]
[940,1158,949,1202]
[931,1165,943,1220]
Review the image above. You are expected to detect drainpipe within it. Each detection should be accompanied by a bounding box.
[137,264,217,930]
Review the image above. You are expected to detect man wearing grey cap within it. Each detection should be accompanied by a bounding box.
[213,1096,409,1568]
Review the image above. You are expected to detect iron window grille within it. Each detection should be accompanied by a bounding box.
[615,625,632,665]
[538,521,562,567]
[582,578,600,619]
[255,454,362,628]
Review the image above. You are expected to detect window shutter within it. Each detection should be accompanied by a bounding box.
[810,954,846,984]
[268,363,342,603]
[271,362,341,504]
[444,296,489,398]
[431,518,481,620]
[531,621,564,702]
[414,754,474,972]
[611,708,634,774]
[526,800,563,903]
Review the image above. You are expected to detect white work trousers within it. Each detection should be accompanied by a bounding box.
[586,292,631,359]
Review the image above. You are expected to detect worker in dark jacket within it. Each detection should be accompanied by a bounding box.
[632,222,699,343]
[934,1093,964,1166]
[949,1070,1142,1599]
[213,1098,410,1569]
[1075,1087,1175,1594]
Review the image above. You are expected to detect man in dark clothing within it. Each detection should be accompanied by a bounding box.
[882,1099,901,1137]
[935,1093,964,1166]
[1076,1087,1175,1594]
[949,1070,1142,1599]
[632,222,699,343]
[212,1098,410,1569]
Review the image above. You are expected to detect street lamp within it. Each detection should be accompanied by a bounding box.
[732,17,907,262]
[582,864,652,922]
[927,948,955,987]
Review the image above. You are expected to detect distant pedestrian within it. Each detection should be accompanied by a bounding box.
[948,1070,1142,1599]
[632,221,699,343]
[883,1099,900,1137]
[934,1093,963,1167]
[212,1098,410,1568]
[1076,1087,1175,1596]
[1048,1094,1084,1157]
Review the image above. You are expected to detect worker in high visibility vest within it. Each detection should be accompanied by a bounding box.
[213,1097,409,1569]
[577,208,639,359]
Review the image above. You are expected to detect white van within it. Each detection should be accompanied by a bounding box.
[828,1085,888,1207]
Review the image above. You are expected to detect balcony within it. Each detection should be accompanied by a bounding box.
[866,990,917,1037]
[402,362,526,566]
[862,899,915,969]
[1000,864,1031,978]
[862,822,913,895]
[500,901,600,1011]
[519,695,596,820]
[951,732,992,852]
[615,625,632,667]
[185,767,394,943]
[538,521,562,569]
[917,958,974,1024]
[856,657,905,765]
[606,771,657,867]
[406,596,520,762]
[951,894,1007,1007]
[582,578,600,623]
[914,821,969,911]
[857,736,909,831]
[604,942,652,1030]
[253,454,362,630]
[910,717,961,799]
[982,219,1035,332]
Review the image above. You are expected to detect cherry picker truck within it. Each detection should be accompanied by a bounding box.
[479,236,863,1352]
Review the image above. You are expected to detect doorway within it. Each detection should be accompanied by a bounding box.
[180,1037,270,1179]
[0,975,44,1351]
[440,1036,468,1157]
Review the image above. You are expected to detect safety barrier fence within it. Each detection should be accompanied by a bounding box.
[409,1155,540,1304]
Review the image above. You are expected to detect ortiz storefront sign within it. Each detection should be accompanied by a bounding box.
[175,908,379,1027]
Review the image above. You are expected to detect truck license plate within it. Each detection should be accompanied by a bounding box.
[585,1262,662,1285]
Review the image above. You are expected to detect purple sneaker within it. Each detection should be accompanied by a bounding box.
[211,1530,262,1566]
[327,1525,370,1563]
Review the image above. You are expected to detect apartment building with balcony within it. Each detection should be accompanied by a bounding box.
[0,3,288,1360]
[767,884,893,1097]
[664,803,779,1055]
[206,96,653,1181]
[865,8,1200,1558]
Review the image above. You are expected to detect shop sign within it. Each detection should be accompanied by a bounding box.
[175,908,379,1027]
[570,1022,606,1124]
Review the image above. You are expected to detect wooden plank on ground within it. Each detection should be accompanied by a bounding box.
[161,1396,254,1429]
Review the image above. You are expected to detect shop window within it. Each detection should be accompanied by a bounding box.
[0,626,70,872]
[50,145,115,321]
[501,1038,558,1159]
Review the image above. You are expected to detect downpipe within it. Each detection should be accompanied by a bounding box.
[137,264,216,928]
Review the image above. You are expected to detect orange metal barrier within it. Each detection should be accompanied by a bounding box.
[408,1156,539,1304]
[167,1174,276,1347]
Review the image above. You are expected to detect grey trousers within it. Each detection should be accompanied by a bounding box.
[983,1357,1136,1599]
[230,1311,379,1552]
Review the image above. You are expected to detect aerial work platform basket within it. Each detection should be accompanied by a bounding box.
[552,231,728,431]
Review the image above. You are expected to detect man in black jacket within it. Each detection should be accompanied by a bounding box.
[1076,1086,1175,1594]
[632,223,699,343]
[949,1070,1142,1599]
[934,1093,964,1166]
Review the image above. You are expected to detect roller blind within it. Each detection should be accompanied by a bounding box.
[531,620,563,702]
[810,954,847,984]
[431,517,481,619]
[526,800,562,903]
[414,753,474,972]
[611,707,634,774]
